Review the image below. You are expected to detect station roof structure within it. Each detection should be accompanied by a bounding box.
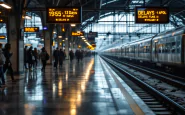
[25,0,185,29]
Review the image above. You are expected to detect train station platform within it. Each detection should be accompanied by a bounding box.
[0,56,154,115]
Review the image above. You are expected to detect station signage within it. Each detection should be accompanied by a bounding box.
[0,35,6,39]
[46,7,82,23]
[135,7,169,23]
[24,27,39,32]
[71,31,84,36]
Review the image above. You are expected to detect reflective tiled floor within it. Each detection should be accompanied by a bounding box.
[0,56,124,115]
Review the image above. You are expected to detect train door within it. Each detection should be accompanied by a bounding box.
[154,42,158,61]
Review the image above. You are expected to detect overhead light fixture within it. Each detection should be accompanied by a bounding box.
[84,40,87,42]
[62,40,65,41]
[53,31,56,33]
[58,36,62,38]
[66,38,68,40]
[23,15,32,20]
[71,24,76,27]
[82,37,85,40]
[0,2,12,9]
[80,36,84,37]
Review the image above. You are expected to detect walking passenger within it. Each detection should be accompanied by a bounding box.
[53,47,59,69]
[33,48,38,68]
[79,50,84,61]
[69,50,74,62]
[59,49,65,68]
[40,47,48,72]
[27,46,34,71]
[75,50,80,63]
[0,43,5,87]
[3,43,15,82]
[24,46,28,70]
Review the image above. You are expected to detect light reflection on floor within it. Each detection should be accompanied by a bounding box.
[0,56,118,115]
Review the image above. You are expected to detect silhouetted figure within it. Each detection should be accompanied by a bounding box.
[3,43,15,82]
[75,50,80,63]
[27,46,34,71]
[40,47,47,72]
[0,43,5,86]
[24,46,28,69]
[69,50,74,62]
[53,47,59,69]
[59,49,65,68]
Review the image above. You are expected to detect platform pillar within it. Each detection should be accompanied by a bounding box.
[6,0,27,73]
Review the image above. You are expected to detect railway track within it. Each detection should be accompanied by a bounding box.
[103,55,185,89]
[100,56,185,114]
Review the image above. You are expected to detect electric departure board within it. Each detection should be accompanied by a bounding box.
[71,31,84,36]
[0,35,5,39]
[46,7,82,23]
[24,27,39,32]
[135,7,169,24]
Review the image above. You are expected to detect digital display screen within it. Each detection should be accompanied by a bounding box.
[24,27,39,32]
[71,31,84,36]
[0,35,5,39]
[46,7,82,23]
[135,7,169,23]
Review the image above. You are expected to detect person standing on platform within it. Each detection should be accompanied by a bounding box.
[3,43,15,82]
[33,48,38,68]
[24,46,28,70]
[59,49,65,68]
[79,50,84,61]
[53,47,59,69]
[40,47,48,72]
[75,50,80,63]
[27,46,34,71]
[0,43,5,87]
[69,50,74,62]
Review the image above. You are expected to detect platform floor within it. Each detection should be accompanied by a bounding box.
[0,56,151,115]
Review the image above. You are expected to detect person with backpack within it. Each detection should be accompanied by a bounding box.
[0,43,5,87]
[40,47,49,72]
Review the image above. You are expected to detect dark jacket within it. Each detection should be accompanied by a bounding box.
[3,49,13,65]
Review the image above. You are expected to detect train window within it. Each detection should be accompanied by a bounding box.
[165,43,171,53]
[171,42,176,53]
[176,41,181,53]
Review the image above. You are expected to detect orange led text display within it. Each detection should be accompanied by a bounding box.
[46,7,81,23]
[135,7,169,23]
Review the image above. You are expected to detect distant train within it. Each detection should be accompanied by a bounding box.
[100,26,185,70]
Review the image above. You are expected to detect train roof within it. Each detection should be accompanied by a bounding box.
[157,26,185,36]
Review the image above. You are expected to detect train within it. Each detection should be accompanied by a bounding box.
[100,26,185,72]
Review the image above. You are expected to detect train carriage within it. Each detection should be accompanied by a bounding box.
[152,27,185,67]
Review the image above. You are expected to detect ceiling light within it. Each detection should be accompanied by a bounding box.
[82,37,85,40]
[53,31,56,33]
[58,36,62,38]
[71,24,76,27]
[0,2,11,9]
[84,40,87,41]
[23,15,32,20]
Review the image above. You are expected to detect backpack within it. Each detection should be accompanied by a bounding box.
[46,53,50,60]
[0,51,5,65]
